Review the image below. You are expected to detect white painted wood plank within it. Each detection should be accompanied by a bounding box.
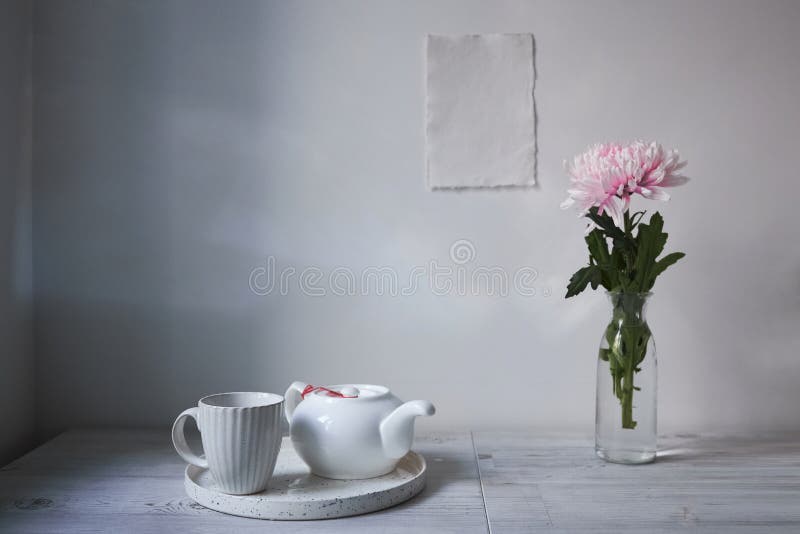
[473,431,800,533]
[0,429,488,534]
[7,429,799,533]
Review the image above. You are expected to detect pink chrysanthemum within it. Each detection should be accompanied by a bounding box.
[561,141,689,228]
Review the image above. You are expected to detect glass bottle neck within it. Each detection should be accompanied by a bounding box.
[607,292,650,324]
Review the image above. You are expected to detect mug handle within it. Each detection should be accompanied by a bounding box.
[171,407,209,468]
[284,381,308,424]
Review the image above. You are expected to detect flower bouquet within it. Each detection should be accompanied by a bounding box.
[562,141,689,463]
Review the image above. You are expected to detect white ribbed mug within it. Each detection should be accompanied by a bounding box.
[172,392,283,495]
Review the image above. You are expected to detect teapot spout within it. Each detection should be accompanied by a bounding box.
[379,400,435,459]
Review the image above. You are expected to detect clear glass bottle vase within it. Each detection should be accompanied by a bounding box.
[595,291,657,464]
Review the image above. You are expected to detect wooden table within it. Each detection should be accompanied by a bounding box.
[1,429,799,533]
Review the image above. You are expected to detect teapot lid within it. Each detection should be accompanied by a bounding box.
[301,384,388,400]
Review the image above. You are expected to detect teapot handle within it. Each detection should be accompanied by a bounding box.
[284,381,309,424]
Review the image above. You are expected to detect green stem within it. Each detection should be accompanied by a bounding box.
[621,359,635,429]
[605,292,651,430]
[622,210,634,279]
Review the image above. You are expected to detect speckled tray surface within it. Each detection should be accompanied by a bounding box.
[184,437,427,520]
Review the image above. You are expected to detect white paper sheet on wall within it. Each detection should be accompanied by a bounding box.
[426,34,536,189]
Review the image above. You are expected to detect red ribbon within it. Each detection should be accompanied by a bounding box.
[301,384,358,399]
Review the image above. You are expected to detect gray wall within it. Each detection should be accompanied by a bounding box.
[0,0,33,465]
[33,0,800,438]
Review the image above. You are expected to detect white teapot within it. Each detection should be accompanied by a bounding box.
[284,382,435,479]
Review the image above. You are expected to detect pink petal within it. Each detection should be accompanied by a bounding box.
[659,174,690,187]
[639,186,671,201]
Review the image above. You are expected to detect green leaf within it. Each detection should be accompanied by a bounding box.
[565,265,599,298]
[631,212,668,291]
[611,246,626,272]
[629,211,646,229]
[585,229,611,266]
[570,209,685,297]
[646,252,686,290]
[586,229,626,290]
[590,266,603,290]
[585,207,625,240]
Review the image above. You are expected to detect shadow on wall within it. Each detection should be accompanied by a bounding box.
[34,296,284,440]
[32,1,290,440]
[0,0,33,466]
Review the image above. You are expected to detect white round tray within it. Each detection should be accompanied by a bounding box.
[184,437,426,520]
